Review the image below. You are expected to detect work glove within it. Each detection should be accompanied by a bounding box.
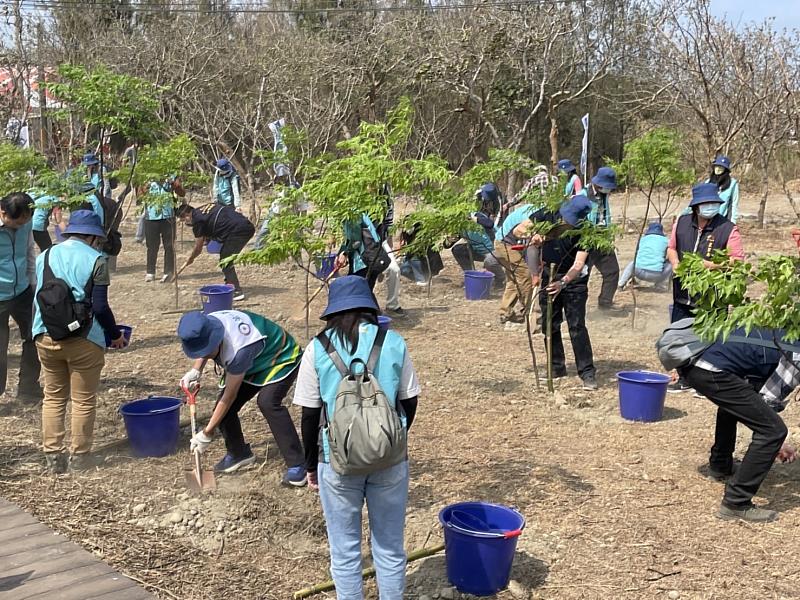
[180,368,201,392]
[190,430,213,454]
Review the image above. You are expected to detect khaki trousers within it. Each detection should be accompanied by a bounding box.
[494,240,532,318]
[36,335,105,455]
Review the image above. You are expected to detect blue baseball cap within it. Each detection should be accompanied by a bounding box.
[559,195,593,226]
[215,158,234,175]
[557,159,576,173]
[82,153,99,166]
[63,210,106,238]
[712,155,731,170]
[321,275,379,319]
[177,312,225,359]
[591,167,617,191]
[645,222,664,235]
[689,182,723,207]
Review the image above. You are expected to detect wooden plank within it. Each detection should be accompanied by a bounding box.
[23,571,142,600]
[10,562,135,599]
[0,530,69,558]
[0,522,49,543]
[3,549,98,583]
[0,511,39,532]
[88,588,156,600]
[1,542,81,571]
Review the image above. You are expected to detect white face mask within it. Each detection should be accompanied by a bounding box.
[697,203,719,219]
[713,166,725,176]
[598,187,612,195]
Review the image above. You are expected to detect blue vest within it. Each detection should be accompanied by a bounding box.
[32,238,106,348]
[465,229,493,255]
[636,234,668,272]
[215,174,239,206]
[580,189,611,226]
[313,323,408,463]
[342,214,380,273]
[496,204,533,242]
[146,182,174,220]
[0,220,32,300]
[700,328,782,384]
[717,178,739,223]
[32,195,57,232]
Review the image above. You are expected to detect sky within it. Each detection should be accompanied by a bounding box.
[710,0,800,30]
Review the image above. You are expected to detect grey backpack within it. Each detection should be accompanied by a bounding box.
[317,328,407,476]
[655,318,713,370]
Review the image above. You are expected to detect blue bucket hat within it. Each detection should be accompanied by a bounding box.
[689,182,723,207]
[557,159,576,173]
[215,158,234,175]
[321,275,379,319]
[559,195,593,226]
[82,152,99,166]
[712,155,731,170]
[645,222,664,236]
[177,311,225,359]
[63,210,106,238]
[591,167,617,191]
[476,182,499,204]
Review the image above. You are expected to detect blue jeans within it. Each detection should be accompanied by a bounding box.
[399,258,427,284]
[618,260,672,289]
[318,460,409,600]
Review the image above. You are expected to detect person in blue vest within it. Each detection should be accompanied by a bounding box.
[676,325,798,522]
[292,275,420,597]
[0,193,42,403]
[83,152,112,200]
[213,158,242,211]
[177,310,307,485]
[557,159,583,198]
[144,176,185,283]
[448,183,505,289]
[708,155,740,224]
[494,200,536,324]
[31,193,60,252]
[32,210,126,473]
[617,222,671,292]
[579,166,621,310]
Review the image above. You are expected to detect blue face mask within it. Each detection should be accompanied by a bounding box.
[697,203,719,219]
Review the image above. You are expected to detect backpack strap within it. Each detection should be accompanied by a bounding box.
[366,327,387,374]
[725,334,800,355]
[316,331,349,377]
[42,248,55,284]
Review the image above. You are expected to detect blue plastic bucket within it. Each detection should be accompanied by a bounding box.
[105,324,133,349]
[119,397,182,458]
[439,502,525,596]
[464,270,495,301]
[207,240,222,254]
[378,316,392,331]
[617,371,671,422]
[200,284,234,314]
[316,252,338,280]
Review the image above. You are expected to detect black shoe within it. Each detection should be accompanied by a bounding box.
[717,502,778,523]
[700,460,740,482]
[69,453,104,472]
[385,307,407,319]
[581,374,598,390]
[45,452,68,474]
[500,312,525,324]
[553,368,568,379]
[667,380,692,394]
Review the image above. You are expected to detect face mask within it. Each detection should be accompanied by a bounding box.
[697,203,719,219]
[713,166,725,176]
[598,187,612,195]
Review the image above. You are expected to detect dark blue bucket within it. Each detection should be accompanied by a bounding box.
[378,316,392,331]
[316,252,337,280]
[464,270,495,301]
[199,284,234,314]
[207,240,222,254]
[617,370,671,422]
[439,502,525,596]
[119,397,182,458]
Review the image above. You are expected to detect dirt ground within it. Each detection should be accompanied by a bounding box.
[2,190,800,600]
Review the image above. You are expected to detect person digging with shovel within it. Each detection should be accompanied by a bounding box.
[177,309,307,486]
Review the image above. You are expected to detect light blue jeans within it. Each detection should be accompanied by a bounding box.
[318,460,409,600]
[618,260,672,290]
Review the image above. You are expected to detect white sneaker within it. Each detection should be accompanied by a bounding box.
[160,274,171,283]
[145,273,155,282]
[233,291,245,301]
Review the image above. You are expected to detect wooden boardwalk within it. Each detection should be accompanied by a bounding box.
[0,498,157,600]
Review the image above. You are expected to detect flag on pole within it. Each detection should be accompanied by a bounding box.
[580,113,589,178]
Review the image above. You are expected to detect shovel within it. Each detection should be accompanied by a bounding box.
[181,383,216,494]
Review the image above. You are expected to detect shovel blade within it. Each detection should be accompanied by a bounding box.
[184,469,216,494]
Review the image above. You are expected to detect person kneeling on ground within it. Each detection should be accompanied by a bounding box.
[33,210,126,474]
[176,203,256,302]
[398,222,443,286]
[666,323,798,522]
[618,222,672,292]
[293,275,420,598]
[178,309,307,485]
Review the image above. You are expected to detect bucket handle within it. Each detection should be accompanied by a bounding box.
[119,395,182,416]
[446,510,523,539]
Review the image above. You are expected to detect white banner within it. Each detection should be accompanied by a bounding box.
[580,113,589,178]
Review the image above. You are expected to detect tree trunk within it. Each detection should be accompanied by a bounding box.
[757,160,769,229]
[548,111,559,172]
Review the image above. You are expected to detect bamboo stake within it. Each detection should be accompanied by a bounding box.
[292,543,445,599]
[546,263,555,393]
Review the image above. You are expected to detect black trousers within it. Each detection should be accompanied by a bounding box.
[670,301,694,323]
[0,286,41,396]
[144,218,176,276]
[679,366,787,506]
[217,367,304,467]
[451,243,505,286]
[539,272,595,379]
[587,250,619,307]
[220,228,254,292]
[33,230,52,252]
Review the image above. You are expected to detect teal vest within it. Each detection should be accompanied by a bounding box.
[146,182,175,220]
[215,174,239,206]
[342,214,380,273]
[32,238,105,348]
[0,220,32,300]
[32,195,57,232]
[313,323,408,463]
[636,234,668,272]
[496,204,533,242]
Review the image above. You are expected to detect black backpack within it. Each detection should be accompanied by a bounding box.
[36,249,94,340]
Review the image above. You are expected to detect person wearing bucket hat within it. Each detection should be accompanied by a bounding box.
[708,155,740,223]
[213,157,242,211]
[292,275,420,596]
[557,158,583,198]
[177,309,307,485]
[82,152,112,200]
[0,192,42,405]
[579,166,621,310]
[520,195,598,389]
[31,209,126,474]
[617,222,672,292]
[666,182,744,393]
